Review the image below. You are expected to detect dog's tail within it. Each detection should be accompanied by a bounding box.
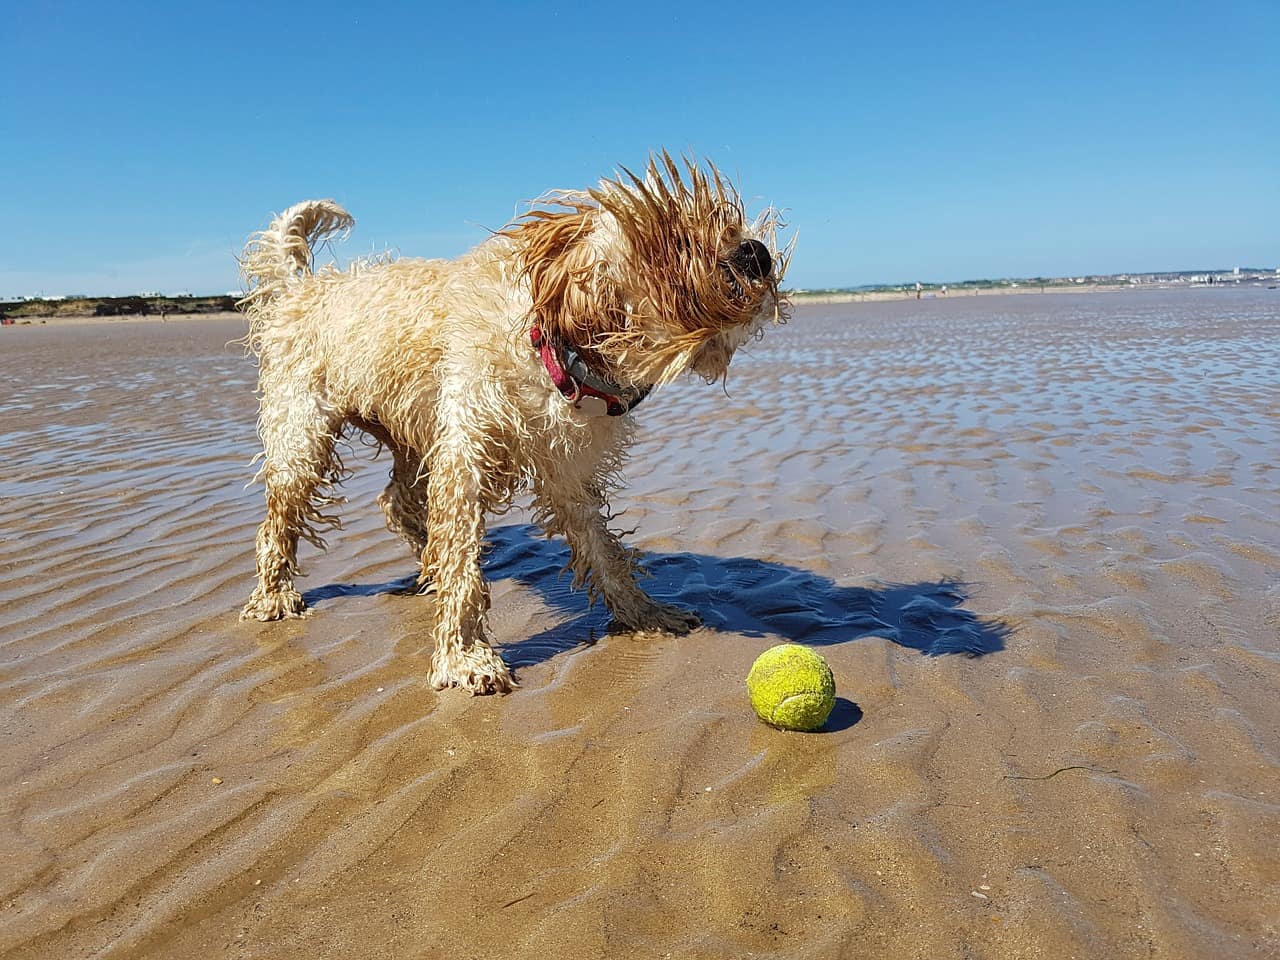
[239,199,353,309]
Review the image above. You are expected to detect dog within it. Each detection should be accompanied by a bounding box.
[238,153,788,694]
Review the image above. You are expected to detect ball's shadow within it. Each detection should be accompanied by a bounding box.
[305,523,1011,680]
[823,697,863,733]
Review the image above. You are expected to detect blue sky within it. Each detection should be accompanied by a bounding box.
[3,0,1276,296]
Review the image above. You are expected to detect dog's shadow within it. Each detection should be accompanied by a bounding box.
[305,523,1010,673]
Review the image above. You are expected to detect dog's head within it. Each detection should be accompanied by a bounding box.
[506,153,789,388]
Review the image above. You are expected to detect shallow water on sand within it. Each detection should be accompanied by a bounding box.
[1,289,1277,958]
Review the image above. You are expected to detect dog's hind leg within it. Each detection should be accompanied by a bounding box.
[347,416,431,587]
[241,393,344,621]
[377,445,434,594]
[420,393,515,694]
[534,481,701,634]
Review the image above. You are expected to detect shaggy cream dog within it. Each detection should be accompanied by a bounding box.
[239,154,788,694]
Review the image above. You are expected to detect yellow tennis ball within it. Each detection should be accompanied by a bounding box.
[746,643,836,731]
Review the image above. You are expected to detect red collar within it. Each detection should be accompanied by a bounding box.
[530,325,650,417]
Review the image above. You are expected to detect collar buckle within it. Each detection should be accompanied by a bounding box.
[531,324,650,417]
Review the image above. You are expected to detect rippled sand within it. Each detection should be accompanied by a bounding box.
[2,289,1277,958]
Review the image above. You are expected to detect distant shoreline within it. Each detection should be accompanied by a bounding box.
[791,281,1276,304]
[0,294,238,325]
[3,282,1275,330]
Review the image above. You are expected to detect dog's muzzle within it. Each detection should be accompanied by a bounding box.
[729,239,772,282]
[723,239,772,298]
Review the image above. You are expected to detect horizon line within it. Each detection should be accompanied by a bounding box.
[4,266,1278,303]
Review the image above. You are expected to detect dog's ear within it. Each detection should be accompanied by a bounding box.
[505,200,628,360]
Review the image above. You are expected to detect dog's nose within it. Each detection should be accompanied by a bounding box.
[729,239,772,281]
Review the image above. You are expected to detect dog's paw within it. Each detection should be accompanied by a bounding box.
[388,576,434,597]
[430,646,516,695]
[240,587,308,621]
[617,601,702,635]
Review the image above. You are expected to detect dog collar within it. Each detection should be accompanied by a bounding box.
[530,324,650,418]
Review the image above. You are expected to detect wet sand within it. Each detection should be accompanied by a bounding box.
[2,288,1277,958]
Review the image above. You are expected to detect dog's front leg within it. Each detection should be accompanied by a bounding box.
[422,424,515,695]
[536,484,701,634]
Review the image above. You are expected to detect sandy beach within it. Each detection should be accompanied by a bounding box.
[1,287,1277,958]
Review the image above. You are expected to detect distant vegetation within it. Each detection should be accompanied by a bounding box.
[0,295,238,319]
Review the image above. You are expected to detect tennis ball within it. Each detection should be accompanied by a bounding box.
[746,643,835,731]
